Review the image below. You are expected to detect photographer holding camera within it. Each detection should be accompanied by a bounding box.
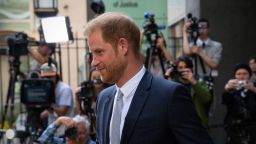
[40,62,74,132]
[141,13,173,78]
[183,18,223,78]
[222,63,256,144]
[148,32,173,77]
[165,56,212,128]
[38,115,95,144]
[75,67,107,115]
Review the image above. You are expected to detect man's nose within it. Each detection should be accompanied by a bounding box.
[91,56,99,67]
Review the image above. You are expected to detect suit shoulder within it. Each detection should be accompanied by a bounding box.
[98,85,115,100]
[152,76,186,91]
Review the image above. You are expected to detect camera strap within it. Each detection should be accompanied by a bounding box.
[199,42,207,75]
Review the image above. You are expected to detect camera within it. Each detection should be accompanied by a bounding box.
[237,80,247,90]
[20,78,55,107]
[78,80,95,114]
[7,32,29,57]
[65,127,77,140]
[187,13,199,44]
[143,13,158,36]
[143,12,165,40]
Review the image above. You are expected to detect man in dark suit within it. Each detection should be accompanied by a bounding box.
[84,12,213,144]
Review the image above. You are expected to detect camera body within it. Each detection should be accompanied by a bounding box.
[20,78,55,107]
[143,12,165,41]
[65,127,77,140]
[237,80,247,90]
[143,13,158,36]
[7,32,29,57]
[78,80,95,114]
[187,13,199,44]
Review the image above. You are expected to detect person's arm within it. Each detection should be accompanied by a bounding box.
[28,47,48,64]
[222,79,238,105]
[54,86,73,116]
[183,22,192,55]
[53,106,69,116]
[38,123,60,144]
[196,49,219,69]
[156,37,173,61]
[38,116,74,144]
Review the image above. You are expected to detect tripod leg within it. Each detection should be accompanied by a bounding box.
[157,51,166,76]
[1,74,14,129]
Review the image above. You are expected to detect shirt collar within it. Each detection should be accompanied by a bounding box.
[115,66,146,98]
[197,38,210,47]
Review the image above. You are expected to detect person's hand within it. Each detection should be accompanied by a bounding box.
[244,81,256,93]
[54,116,74,128]
[183,22,191,33]
[75,87,81,97]
[180,68,197,84]
[191,45,202,55]
[165,67,174,79]
[225,79,238,90]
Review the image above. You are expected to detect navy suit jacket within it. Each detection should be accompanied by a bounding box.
[96,71,213,144]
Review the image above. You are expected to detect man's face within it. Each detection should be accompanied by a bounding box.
[177,61,191,81]
[75,122,89,144]
[88,29,126,84]
[199,28,209,38]
[235,69,250,80]
[177,61,186,72]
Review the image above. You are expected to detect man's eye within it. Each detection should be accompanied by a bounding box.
[95,50,103,55]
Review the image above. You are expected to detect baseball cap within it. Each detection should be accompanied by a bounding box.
[40,63,57,77]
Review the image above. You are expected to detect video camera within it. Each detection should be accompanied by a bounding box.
[65,127,77,140]
[20,78,55,107]
[78,80,95,114]
[143,12,165,41]
[187,13,200,45]
[7,32,29,57]
[143,12,166,60]
[166,62,186,80]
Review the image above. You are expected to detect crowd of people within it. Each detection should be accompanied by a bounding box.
[13,12,256,144]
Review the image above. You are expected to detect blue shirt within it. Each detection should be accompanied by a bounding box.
[38,123,96,144]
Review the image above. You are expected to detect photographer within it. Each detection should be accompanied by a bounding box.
[165,56,212,128]
[142,31,173,77]
[75,67,107,115]
[40,63,74,130]
[222,63,256,144]
[183,18,223,78]
[38,115,95,144]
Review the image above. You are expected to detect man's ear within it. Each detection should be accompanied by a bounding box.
[118,38,128,55]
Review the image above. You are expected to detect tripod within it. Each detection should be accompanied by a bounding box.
[0,56,25,142]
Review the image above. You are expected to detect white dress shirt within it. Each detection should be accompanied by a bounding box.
[109,66,146,142]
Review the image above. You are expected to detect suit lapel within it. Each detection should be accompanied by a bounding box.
[104,88,117,144]
[121,71,152,144]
